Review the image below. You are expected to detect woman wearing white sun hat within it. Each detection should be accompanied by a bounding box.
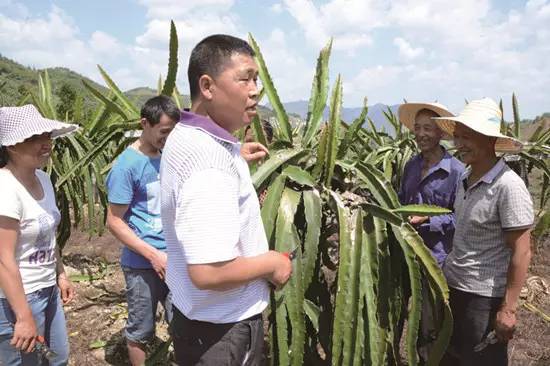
[433,98,533,366]
[0,105,79,365]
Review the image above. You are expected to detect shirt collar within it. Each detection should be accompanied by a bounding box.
[418,147,452,174]
[178,110,238,144]
[461,158,506,185]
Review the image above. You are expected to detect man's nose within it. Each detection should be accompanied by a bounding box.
[249,82,259,100]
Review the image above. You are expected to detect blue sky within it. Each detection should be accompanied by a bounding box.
[1,0,549,119]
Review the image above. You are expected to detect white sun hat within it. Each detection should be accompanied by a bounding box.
[432,97,523,153]
[0,104,79,146]
[398,102,454,139]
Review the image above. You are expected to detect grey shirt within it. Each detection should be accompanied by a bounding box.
[444,159,534,297]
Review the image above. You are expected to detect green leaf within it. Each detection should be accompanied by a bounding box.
[89,340,107,349]
[302,189,321,290]
[330,191,352,365]
[324,75,343,187]
[161,20,178,96]
[357,214,382,365]
[275,188,304,366]
[252,149,307,189]
[337,97,368,159]
[251,114,268,147]
[512,93,520,139]
[157,74,164,95]
[391,227,422,366]
[499,99,507,135]
[362,202,403,226]
[281,165,315,187]
[97,65,140,117]
[312,124,329,180]
[82,79,128,120]
[392,204,452,216]
[341,209,365,365]
[397,223,452,365]
[338,161,400,209]
[260,174,287,244]
[302,39,332,147]
[248,34,292,143]
[303,299,320,333]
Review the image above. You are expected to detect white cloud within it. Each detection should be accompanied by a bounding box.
[393,37,424,59]
[137,0,234,19]
[331,0,550,118]
[256,28,314,102]
[90,31,121,57]
[282,0,386,51]
[270,3,283,14]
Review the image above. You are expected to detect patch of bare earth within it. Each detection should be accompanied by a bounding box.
[61,229,548,365]
[62,231,171,366]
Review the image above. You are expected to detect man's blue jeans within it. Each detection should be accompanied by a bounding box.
[0,285,69,366]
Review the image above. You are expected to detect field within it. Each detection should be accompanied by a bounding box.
[61,201,549,365]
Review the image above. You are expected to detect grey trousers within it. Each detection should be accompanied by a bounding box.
[443,287,508,366]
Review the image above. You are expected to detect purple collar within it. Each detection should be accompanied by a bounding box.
[178,110,238,144]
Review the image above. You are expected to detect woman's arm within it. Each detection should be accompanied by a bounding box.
[0,215,37,353]
[55,247,75,304]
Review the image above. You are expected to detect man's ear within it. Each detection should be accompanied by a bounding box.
[140,118,148,129]
[198,75,214,101]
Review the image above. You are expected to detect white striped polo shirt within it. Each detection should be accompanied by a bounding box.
[160,111,269,323]
[444,159,534,297]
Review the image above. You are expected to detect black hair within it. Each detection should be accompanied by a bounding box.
[188,34,255,101]
[415,108,440,119]
[0,146,8,168]
[141,95,180,126]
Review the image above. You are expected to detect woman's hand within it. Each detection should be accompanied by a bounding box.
[10,311,38,353]
[57,273,75,305]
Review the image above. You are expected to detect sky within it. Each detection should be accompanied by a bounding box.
[0,0,549,119]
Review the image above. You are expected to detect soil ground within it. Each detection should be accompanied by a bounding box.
[62,231,549,366]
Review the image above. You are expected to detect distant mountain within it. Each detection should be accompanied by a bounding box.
[280,100,400,132]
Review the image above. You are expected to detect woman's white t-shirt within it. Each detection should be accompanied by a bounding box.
[0,169,59,298]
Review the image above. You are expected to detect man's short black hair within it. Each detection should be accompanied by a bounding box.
[141,95,180,126]
[188,34,255,101]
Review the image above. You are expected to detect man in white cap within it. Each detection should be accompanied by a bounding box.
[434,98,533,365]
[398,102,464,362]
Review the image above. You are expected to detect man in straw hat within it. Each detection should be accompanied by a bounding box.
[398,102,464,362]
[433,97,533,365]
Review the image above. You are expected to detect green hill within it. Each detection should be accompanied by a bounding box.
[0,55,275,121]
[0,55,193,117]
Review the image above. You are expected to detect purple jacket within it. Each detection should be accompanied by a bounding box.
[398,149,465,266]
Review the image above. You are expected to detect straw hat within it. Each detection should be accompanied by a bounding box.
[0,105,79,146]
[432,98,523,153]
[398,102,454,139]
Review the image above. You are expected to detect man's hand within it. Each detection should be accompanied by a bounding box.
[495,308,516,342]
[10,312,38,353]
[150,250,167,280]
[241,142,268,163]
[57,273,75,304]
[409,216,429,226]
[266,251,293,290]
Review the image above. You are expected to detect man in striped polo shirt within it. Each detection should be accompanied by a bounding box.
[434,98,534,366]
[160,35,292,365]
